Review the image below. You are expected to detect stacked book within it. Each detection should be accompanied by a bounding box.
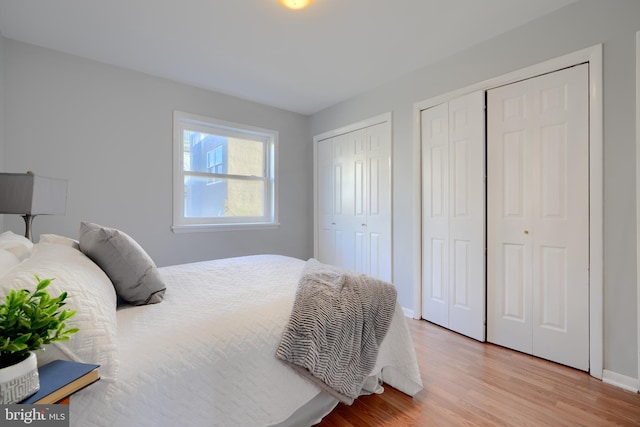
[21,360,100,404]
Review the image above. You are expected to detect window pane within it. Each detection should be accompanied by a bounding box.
[184,175,264,218]
[227,137,264,177]
[183,131,264,177]
[183,131,226,173]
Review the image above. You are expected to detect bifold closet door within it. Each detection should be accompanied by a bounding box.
[321,131,362,273]
[422,91,486,341]
[316,121,392,282]
[487,64,589,371]
[422,102,450,327]
[364,122,392,282]
[338,129,367,274]
[317,136,336,265]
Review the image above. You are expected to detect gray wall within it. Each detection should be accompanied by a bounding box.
[311,0,640,379]
[2,39,313,267]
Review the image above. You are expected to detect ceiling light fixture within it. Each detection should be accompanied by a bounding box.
[279,0,313,10]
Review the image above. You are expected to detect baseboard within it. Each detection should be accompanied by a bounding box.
[602,369,639,393]
[402,307,415,318]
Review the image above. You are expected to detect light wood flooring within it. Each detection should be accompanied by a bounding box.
[317,318,640,426]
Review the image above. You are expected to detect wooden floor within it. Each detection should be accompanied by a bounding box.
[317,318,640,427]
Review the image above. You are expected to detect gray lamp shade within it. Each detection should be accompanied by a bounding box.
[0,172,67,215]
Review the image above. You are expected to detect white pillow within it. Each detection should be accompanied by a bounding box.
[0,231,33,261]
[0,249,21,276]
[0,243,119,381]
[39,233,80,249]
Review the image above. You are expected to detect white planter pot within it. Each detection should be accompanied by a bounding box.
[0,352,40,404]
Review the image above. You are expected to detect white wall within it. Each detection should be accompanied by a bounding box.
[311,0,640,379]
[2,39,313,266]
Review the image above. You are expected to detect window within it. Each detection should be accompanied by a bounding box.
[206,146,224,184]
[173,111,278,231]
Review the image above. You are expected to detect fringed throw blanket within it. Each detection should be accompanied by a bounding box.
[276,259,397,404]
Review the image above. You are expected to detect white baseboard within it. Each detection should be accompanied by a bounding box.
[402,307,415,318]
[602,369,639,393]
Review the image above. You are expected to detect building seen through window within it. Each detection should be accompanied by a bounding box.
[184,131,265,218]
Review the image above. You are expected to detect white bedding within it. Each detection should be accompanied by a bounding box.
[70,254,422,427]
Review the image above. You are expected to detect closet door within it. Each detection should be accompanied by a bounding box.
[316,118,392,282]
[447,92,486,341]
[333,132,358,272]
[317,137,336,265]
[487,64,589,370]
[347,129,368,274]
[366,122,392,281]
[421,91,486,341]
[421,103,450,328]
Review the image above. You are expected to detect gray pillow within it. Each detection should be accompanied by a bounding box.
[78,221,166,305]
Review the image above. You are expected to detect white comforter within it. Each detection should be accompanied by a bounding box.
[70,255,422,427]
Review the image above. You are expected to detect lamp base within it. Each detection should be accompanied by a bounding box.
[21,214,36,242]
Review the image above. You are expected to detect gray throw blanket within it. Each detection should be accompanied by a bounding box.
[276,259,397,405]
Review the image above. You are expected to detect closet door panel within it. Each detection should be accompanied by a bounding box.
[530,65,589,371]
[448,91,486,341]
[333,133,356,271]
[317,138,335,265]
[348,130,368,274]
[366,122,392,282]
[487,86,534,354]
[421,103,450,328]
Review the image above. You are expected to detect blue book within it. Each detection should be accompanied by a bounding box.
[21,360,100,404]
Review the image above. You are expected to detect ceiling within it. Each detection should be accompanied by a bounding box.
[0,0,577,115]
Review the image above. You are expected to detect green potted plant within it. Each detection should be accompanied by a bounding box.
[0,275,79,404]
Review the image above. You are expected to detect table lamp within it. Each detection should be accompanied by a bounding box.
[0,172,67,241]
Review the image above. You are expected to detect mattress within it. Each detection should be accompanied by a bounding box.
[69,255,422,426]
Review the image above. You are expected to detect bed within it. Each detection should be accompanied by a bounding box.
[0,227,423,426]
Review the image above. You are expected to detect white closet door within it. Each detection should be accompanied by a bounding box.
[448,91,486,341]
[421,91,485,340]
[317,137,335,265]
[487,82,533,354]
[422,102,450,328]
[365,122,392,282]
[487,64,589,370]
[347,129,368,275]
[316,119,392,283]
[332,133,355,271]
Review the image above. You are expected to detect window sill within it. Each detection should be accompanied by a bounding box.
[172,223,280,233]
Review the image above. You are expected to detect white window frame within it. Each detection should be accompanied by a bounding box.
[172,110,278,232]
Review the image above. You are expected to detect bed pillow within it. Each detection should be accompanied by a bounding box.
[0,230,33,261]
[0,249,21,276]
[0,243,119,381]
[39,233,80,249]
[78,221,166,305]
